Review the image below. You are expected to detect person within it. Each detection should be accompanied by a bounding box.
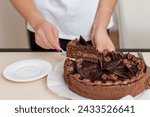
[10,0,117,52]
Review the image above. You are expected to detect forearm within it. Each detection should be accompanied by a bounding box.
[92,0,117,31]
[10,0,45,29]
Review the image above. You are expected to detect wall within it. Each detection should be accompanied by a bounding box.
[0,0,119,49]
[0,0,29,48]
[117,0,150,48]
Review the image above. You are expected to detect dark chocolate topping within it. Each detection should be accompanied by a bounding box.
[66,37,146,83]
[79,36,88,46]
[72,51,146,83]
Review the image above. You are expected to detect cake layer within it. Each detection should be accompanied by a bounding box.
[64,58,147,86]
[67,39,99,62]
[67,73,148,100]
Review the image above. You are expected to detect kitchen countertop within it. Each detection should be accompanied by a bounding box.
[0,51,150,100]
[0,52,67,100]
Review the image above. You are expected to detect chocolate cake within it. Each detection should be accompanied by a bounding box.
[64,36,148,100]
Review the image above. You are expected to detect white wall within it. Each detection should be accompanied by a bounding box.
[117,0,150,48]
[0,0,29,48]
[2,0,150,49]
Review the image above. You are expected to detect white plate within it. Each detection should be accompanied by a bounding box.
[3,59,52,82]
[47,61,90,100]
[47,61,150,100]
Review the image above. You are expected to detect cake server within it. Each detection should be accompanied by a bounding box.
[60,47,66,56]
[57,42,66,56]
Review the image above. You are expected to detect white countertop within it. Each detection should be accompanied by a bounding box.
[0,52,67,100]
[0,52,150,100]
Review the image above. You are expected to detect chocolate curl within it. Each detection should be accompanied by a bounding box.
[123,59,134,74]
[123,59,132,68]
[137,62,144,71]
[71,74,81,79]
[65,66,74,74]
[127,53,134,60]
[84,79,91,82]
[113,71,127,78]
[136,58,142,63]
[117,51,124,58]
[135,71,141,77]
[123,58,141,75]
[104,56,111,62]
[110,51,116,60]
[132,56,138,62]
[98,53,103,69]
[94,80,102,84]
[75,58,83,69]
[109,74,118,81]
[106,59,122,70]
[103,49,109,57]
[102,74,110,80]
[102,74,118,81]
[65,58,74,66]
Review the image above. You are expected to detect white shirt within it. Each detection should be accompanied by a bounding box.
[27,0,114,41]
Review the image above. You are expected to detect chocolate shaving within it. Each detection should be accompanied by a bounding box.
[132,56,138,62]
[113,71,127,78]
[137,63,144,71]
[104,56,111,62]
[124,62,138,75]
[136,71,141,77]
[70,48,146,82]
[127,53,133,60]
[79,36,87,46]
[102,74,110,80]
[76,60,100,79]
[103,50,109,57]
[110,51,116,60]
[98,53,103,69]
[109,74,118,81]
[105,59,122,70]
[102,74,118,81]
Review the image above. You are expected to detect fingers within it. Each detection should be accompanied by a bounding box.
[92,37,115,52]
[108,45,115,51]
[96,46,103,52]
[96,45,115,52]
[35,29,54,49]
[34,21,59,50]
[35,35,48,49]
[95,42,115,52]
[45,27,59,49]
[53,28,59,48]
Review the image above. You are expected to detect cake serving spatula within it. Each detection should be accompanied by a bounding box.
[57,42,66,56]
[60,47,66,56]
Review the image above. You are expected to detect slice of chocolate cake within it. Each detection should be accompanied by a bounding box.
[64,37,148,100]
[67,36,99,63]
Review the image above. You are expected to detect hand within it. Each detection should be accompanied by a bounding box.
[91,28,115,52]
[34,20,60,49]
